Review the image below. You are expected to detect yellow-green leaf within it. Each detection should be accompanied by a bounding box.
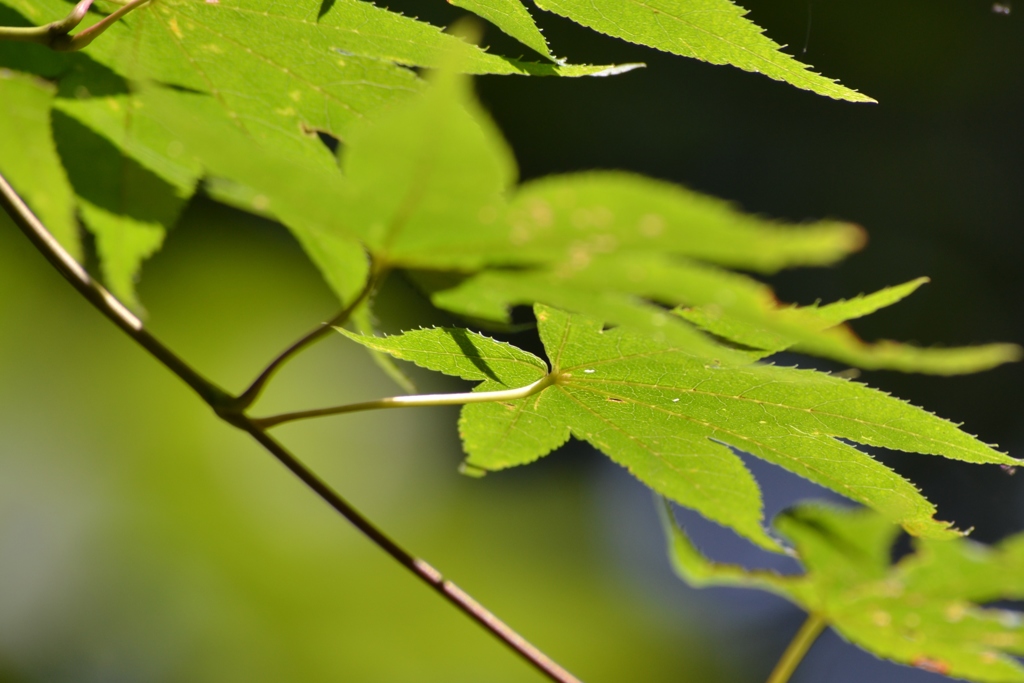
[663,502,1024,682]
[535,0,874,102]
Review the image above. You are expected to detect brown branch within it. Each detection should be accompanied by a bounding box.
[0,171,583,683]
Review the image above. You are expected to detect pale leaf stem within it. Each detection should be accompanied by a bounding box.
[765,613,827,683]
[0,171,584,683]
[254,374,556,429]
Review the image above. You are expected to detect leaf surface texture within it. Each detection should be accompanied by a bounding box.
[664,502,1024,682]
[345,305,1020,549]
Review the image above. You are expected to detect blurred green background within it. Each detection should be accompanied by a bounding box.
[0,200,726,682]
[2,1,1023,682]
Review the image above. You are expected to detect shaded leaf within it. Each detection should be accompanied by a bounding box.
[535,0,874,102]
[338,325,547,384]
[53,59,203,192]
[137,84,371,305]
[435,254,1021,374]
[52,110,195,308]
[0,70,80,258]
[500,172,867,273]
[336,66,516,271]
[663,501,1024,682]
[48,60,203,307]
[0,3,75,78]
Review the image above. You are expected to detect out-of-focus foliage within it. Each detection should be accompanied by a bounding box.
[146,64,1019,374]
[0,70,78,258]
[0,205,724,683]
[0,0,864,307]
[663,501,1024,682]
[2,1,1021,682]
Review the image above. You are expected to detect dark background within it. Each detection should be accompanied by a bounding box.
[482,0,1024,539]
[1,1,1022,682]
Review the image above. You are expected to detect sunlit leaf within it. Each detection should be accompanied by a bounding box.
[338,324,547,384]
[4,0,629,154]
[435,253,1021,374]
[450,0,555,60]
[678,277,932,354]
[344,305,1019,549]
[535,0,874,102]
[335,67,516,271]
[663,501,1024,682]
[349,304,418,393]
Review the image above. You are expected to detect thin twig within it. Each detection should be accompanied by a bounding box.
[0,0,149,52]
[240,423,583,683]
[765,613,826,683]
[1,171,584,683]
[231,272,377,411]
[61,0,150,51]
[254,374,556,429]
[0,171,232,407]
[0,0,91,46]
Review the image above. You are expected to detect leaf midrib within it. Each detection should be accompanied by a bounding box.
[562,383,930,512]
[571,375,984,461]
[617,0,824,84]
[195,1,473,64]
[555,385,753,500]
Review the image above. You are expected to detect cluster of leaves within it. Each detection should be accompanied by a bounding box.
[342,306,1019,552]
[661,501,1024,682]
[2,1,1022,680]
[0,0,874,308]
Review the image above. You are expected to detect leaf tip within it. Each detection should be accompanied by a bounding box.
[844,222,869,253]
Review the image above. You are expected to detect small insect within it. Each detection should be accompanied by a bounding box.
[1001,464,1017,476]
[993,2,1012,15]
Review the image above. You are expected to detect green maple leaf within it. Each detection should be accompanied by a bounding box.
[341,304,1020,550]
[0,0,627,154]
[143,56,1017,373]
[662,501,1024,682]
[0,0,632,306]
[449,0,555,61]
[433,250,1020,374]
[670,276,1021,375]
[0,53,201,305]
[49,62,199,308]
[678,277,933,354]
[536,0,874,102]
[0,69,79,258]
